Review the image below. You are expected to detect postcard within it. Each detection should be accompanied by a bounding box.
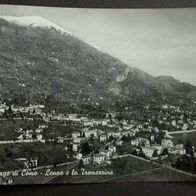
[0,5,196,184]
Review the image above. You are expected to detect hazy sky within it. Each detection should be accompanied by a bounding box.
[0,5,196,84]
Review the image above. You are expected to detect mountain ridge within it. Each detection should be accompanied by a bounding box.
[0,16,196,107]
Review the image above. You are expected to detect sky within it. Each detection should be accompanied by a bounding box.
[0,5,196,85]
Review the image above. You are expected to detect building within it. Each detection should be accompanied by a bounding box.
[82,156,92,165]
[169,144,185,155]
[82,129,98,139]
[101,120,108,126]
[0,107,5,114]
[73,137,84,144]
[73,143,80,152]
[71,131,81,138]
[116,140,123,146]
[93,154,105,165]
[108,145,116,154]
[106,131,122,138]
[36,134,43,140]
[131,138,150,147]
[142,146,155,159]
[99,149,111,158]
[74,153,83,160]
[131,138,140,146]
[35,128,43,134]
[56,136,64,143]
[151,144,163,155]
[161,139,173,148]
[99,134,107,142]
[82,121,94,127]
[39,124,48,129]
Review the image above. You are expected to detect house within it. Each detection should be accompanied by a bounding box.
[82,129,98,139]
[36,134,43,140]
[175,144,186,155]
[123,125,133,130]
[15,128,23,133]
[161,139,173,148]
[182,123,189,130]
[116,140,123,146]
[73,143,80,152]
[107,130,121,138]
[121,130,131,137]
[108,145,116,154]
[131,138,140,146]
[71,131,81,138]
[106,131,115,138]
[169,144,185,155]
[73,137,84,144]
[39,124,48,129]
[82,121,94,127]
[142,146,155,159]
[113,131,122,138]
[101,120,108,126]
[151,144,163,155]
[171,120,177,126]
[74,153,83,160]
[150,135,155,142]
[0,107,5,114]
[35,128,43,134]
[99,149,111,158]
[17,135,24,140]
[169,147,185,155]
[99,134,107,142]
[82,155,92,165]
[93,154,105,165]
[131,138,150,147]
[56,136,64,143]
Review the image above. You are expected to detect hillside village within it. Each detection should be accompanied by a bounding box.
[1,99,196,185]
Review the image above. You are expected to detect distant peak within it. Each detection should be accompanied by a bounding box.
[0,15,71,35]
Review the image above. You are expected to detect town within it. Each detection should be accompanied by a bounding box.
[0,99,196,184]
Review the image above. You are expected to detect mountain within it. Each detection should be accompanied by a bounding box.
[0,16,196,108]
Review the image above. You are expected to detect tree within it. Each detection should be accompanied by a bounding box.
[161,148,168,156]
[108,135,114,142]
[185,140,193,155]
[89,134,94,142]
[4,147,12,157]
[152,150,158,158]
[178,139,183,144]
[116,112,123,122]
[81,142,91,155]
[78,160,84,168]
[108,114,112,124]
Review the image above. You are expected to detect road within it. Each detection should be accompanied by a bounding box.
[164,129,196,138]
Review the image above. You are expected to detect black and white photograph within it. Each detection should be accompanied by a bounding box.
[0,4,196,185]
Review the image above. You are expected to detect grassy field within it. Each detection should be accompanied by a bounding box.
[2,153,196,184]
[108,167,196,182]
[0,119,31,140]
[172,132,196,145]
[48,156,196,183]
[43,123,76,139]
[48,156,160,184]
[0,142,68,171]
[0,119,44,140]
